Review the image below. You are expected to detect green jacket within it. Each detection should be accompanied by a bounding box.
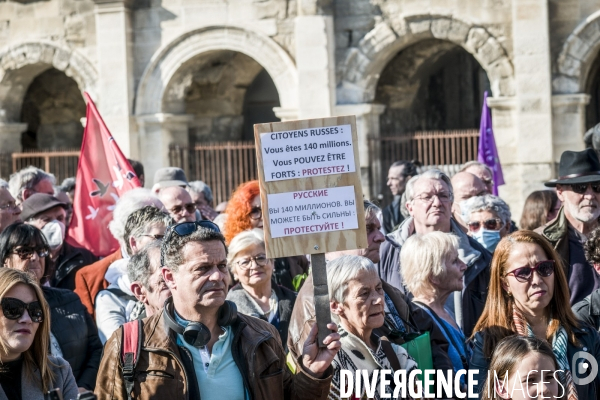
[535,206,571,277]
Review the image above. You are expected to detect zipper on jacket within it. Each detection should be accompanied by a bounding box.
[145,347,194,400]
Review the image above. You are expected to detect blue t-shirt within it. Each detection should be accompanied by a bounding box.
[174,312,247,400]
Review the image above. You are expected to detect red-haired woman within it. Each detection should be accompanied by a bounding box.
[224,181,308,291]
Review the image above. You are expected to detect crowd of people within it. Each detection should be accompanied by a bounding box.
[1,148,600,399]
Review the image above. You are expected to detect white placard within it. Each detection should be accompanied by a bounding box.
[260,124,356,182]
[267,186,359,238]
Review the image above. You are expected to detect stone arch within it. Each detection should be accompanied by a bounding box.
[554,10,600,94]
[337,15,515,104]
[0,42,97,122]
[135,26,298,116]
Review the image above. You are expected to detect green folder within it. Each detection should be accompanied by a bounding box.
[401,331,433,390]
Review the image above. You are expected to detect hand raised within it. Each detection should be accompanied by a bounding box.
[301,322,341,378]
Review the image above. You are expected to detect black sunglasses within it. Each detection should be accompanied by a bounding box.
[160,220,221,266]
[1,298,44,323]
[11,246,50,260]
[383,313,421,342]
[505,260,555,283]
[569,183,600,194]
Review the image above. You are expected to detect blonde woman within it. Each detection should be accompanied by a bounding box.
[0,268,78,398]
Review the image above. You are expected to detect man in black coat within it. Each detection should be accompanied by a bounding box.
[382,161,418,234]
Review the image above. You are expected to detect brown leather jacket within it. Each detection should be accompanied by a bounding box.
[95,310,333,400]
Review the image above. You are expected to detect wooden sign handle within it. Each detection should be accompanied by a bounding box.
[312,253,332,348]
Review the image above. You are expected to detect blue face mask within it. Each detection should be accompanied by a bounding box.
[473,229,501,252]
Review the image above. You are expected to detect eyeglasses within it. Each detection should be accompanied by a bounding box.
[160,220,221,265]
[170,203,196,215]
[235,255,269,270]
[413,192,453,204]
[249,207,262,220]
[1,298,44,323]
[505,260,555,283]
[0,202,18,212]
[10,247,50,260]
[467,218,504,232]
[568,183,600,194]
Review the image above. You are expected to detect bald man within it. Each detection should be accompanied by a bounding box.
[158,186,196,223]
[462,162,494,194]
[451,171,488,229]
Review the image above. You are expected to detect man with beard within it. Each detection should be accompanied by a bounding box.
[538,148,600,304]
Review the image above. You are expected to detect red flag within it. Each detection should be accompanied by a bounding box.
[66,93,141,257]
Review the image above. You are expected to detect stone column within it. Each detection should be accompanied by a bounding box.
[136,114,193,188]
[0,122,27,153]
[552,94,590,159]
[294,14,336,119]
[272,107,299,122]
[501,0,554,222]
[93,0,137,159]
[335,103,386,201]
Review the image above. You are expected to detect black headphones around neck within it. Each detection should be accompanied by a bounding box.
[163,297,238,348]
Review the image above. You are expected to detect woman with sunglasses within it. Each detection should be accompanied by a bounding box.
[469,230,600,399]
[223,181,309,291]
[461,194,512,252]
[400,231,471,390]
[225,229,296,350]
[0,223,102,394]
[0,267,78,399]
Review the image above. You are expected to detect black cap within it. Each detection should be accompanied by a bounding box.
[545,148,600,187]
[21,193,66,221]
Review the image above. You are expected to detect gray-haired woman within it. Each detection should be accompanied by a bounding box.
[327,255,417,400]
[461,194,511,252]
[225,229,296,349]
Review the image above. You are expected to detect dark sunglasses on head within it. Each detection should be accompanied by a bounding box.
[160,220,221,265]
[505,260,555,283]
[467,218,503,232]
[1,298,44,323]
[569,183,600,194]
[11,247,50,260]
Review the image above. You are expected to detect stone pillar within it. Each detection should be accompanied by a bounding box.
[93,0,137,159]
[0,122,27,153]
[335,103,386,201]
[552,94,590,160]
[500,0,554,222]
[294,15,336,119]
[272,108,299,122]
[136,114,193,188]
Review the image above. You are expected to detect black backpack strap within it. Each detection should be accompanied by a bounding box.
[121,319,143,400]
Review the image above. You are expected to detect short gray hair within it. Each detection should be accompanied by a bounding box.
[404,169,454,204]
[162,227,227,273]
[0,179,8,190]
[400,231,460,297]
[8,166,56,201]
[108,188,164,246]
[327,255,378,304]
[188,181,213,204]
[461,194,511,224]
[363,199,380,220]
[127,241,162,290]
[123,206,174,256]
[227,229,265,272]
[460,161,493,177]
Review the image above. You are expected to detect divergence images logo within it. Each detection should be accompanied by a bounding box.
[572,351,599,385]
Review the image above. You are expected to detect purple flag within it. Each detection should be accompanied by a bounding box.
[478,91,504,195]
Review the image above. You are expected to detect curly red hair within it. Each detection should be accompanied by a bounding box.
[224,180,260,244]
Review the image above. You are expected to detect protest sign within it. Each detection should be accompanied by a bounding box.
[254,115,367,259]
[255,115,367,346]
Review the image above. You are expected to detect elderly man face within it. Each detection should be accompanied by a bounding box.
[0,188,21,233]
[190,190,209,208]
[406,178,453,233]
[451,172,488,225]
[556,183,600,229]
[23,179,54,201]
[129,222,167,255]
[159,186,196,223]
[326,211,385,264]
[464,165,494,194]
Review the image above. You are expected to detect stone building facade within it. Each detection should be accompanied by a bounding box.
[0,0,599,219]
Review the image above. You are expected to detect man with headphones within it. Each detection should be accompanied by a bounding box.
[95,220,341,400]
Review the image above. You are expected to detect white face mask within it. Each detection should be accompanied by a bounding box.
[41,220,66,250]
